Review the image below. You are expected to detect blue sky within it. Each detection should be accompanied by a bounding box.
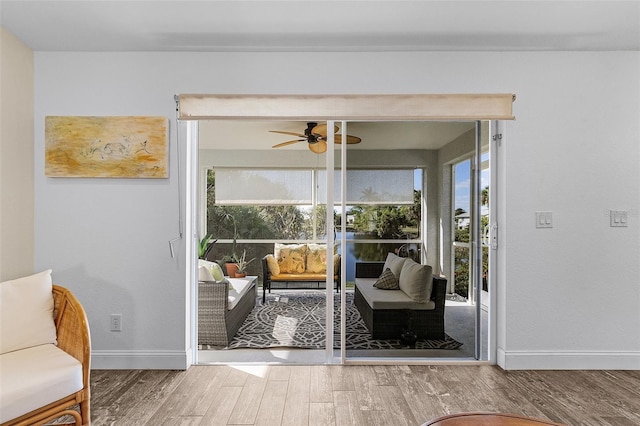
[454,154,490,212]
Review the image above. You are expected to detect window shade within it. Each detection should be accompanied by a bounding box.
[318,169,415,205]
[215,169,312,205]
[178,94,515,121]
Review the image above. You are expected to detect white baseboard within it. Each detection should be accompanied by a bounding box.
[91,350,191,370]
[497,349,640,370]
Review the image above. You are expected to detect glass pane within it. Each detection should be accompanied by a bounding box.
[454,159,471,243]
[481,152,490,294]
[454,245,470,299]
[207,170,315,241]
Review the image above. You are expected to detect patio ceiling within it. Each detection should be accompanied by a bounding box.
[199,120,476,151]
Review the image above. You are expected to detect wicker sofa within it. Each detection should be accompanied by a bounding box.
[198,272,256,347]
[261,243,340,303]
[354,254,446,340]
[0,271,91,426]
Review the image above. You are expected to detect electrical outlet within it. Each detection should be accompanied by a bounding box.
[110,314,122,332]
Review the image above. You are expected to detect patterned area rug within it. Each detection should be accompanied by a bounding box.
[223,292,462,350]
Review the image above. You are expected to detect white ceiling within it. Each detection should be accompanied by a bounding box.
[1,1,639,52]
[3,0,637,151]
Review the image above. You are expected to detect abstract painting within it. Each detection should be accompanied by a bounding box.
[45,116,169,178]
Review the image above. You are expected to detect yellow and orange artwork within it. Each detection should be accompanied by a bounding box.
[45,116,169,178]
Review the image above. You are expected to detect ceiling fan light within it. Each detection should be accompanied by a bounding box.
[308,141,327,153]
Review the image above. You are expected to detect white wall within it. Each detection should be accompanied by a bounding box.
[0,28,34,281]
[34,51,640,369]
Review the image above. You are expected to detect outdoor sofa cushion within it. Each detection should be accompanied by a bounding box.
[227,278,254,310]
[398,259,433,302]
[382,252,406,278]
[266,250,340,280]
[379,253,433,302]
[355,278,435,311]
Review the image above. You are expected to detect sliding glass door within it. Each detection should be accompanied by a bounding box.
[449,122,492,361]
[180,93,514,365]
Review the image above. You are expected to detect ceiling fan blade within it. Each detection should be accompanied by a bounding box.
[272,139,305,148]
[311,124,339,137]
[269,130,307,138]
[334,134,362,144]
[308,141,327,154]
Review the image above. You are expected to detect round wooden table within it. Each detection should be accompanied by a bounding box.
[423,412,565,426]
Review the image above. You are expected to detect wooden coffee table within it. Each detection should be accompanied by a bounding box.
[422,412,565,426]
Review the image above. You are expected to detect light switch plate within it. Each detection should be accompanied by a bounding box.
[535,211,553,228]
[610,210,628,227]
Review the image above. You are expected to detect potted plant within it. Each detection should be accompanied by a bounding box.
[197,235,224,281]
[198,234,217,260]
[231,249,255,278]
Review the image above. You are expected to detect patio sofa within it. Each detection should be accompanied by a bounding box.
[198,263,256,346]
[262,243,341,302]
[354,253,446,340]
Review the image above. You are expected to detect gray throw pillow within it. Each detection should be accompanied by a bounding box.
[398,259,433,302]
[373,268,400,290]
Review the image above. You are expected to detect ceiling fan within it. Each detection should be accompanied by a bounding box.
[269,122,361,153]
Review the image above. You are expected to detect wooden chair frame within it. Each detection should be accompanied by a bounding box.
[2,285,91,426]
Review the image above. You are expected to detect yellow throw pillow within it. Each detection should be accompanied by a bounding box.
[265,254,280,276]
[306,243,328,273]
[275,243,307,274]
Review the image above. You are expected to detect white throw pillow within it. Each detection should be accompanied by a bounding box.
[0,270,57,354]
[198,265,215,282]
[198,259,224,281]
[383,252,406,278]
[398,259,433,303]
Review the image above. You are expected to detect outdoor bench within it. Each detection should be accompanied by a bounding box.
[261,243,341,303]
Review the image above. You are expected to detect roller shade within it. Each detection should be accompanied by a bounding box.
[215,169,312,205]
[178,93,515,121]
[318,169,415,205]
[214,169,415,205]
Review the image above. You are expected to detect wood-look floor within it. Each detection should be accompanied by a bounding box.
[89,365,640,426]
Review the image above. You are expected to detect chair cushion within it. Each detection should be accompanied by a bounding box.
[0,270,57,354]
[270,273,335,281]
[0,344,83,423]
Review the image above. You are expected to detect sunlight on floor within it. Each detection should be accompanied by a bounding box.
[230,364,270,378]
[272,315,298,346]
